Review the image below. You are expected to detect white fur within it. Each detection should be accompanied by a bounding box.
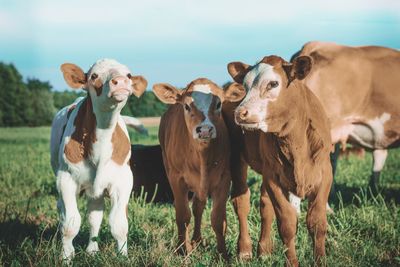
[191,84,217,139]
[236,63,282,132]
[372,149,388,172]
[289,192,301,215]
[331,113,392,149]
[51,60,134,260]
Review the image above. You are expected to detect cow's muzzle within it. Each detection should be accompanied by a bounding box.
[108,76,132,102]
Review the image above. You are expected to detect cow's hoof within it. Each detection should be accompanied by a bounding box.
[238,238,252,260]
[238,251,253,260]
[257,241,273,257]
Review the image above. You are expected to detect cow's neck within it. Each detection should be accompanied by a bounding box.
[87,97,124,163]
[273,90,320,197]
[93,104,122,130]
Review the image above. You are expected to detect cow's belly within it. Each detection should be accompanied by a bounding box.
[331,113,396,150]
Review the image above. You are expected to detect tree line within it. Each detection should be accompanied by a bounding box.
[0,62,167,127]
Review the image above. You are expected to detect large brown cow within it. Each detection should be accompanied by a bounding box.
[153,78,244,258]
[294,42,400,191]
[224,55,333,266]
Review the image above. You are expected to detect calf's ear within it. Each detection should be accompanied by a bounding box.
[227,61,250,84]
[61,63,86,89]
[283,56,312,84]
[152,83,182,104]
[224,82,246,102]
[130,75,147,98]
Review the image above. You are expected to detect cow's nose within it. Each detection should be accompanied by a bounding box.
[111,76,128,86]
[237,107,249,120]
[196,125,214,133]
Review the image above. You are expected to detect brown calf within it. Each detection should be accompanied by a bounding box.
[153,78,244,258]
[225,55,333,266]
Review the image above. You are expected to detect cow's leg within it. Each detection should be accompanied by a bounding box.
[231,156,252,259]
[329,143,340,202]
[306,164,332,265]
[108,170,133,256]
[265,175,299,267]
[192,195,206,244]
[258,182,275,256]
[211,174,229,259]
[369,149,388,194]
[86,197,105,254]
[171,178,192,255]
[57,171,81,260]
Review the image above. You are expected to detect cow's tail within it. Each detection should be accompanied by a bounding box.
[122,115,149,136]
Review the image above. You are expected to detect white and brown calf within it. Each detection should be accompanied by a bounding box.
[50,59,147,260]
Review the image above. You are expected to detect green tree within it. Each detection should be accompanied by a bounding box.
[122,91,167,117]
[0,63,28,126]
[24,79,57,126]
[53,90,86,110]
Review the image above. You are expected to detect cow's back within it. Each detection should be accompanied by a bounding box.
[50,97,84,174]
[298,42,400,127]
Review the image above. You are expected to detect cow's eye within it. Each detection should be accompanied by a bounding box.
[216,101,222,110]
[184,104,191,112]
[268,81,279,89]
[127,73,132,79]
[91,73,98,80]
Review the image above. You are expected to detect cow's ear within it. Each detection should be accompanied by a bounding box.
[283,56,312,83]
[130,75,147,98]
[227,61,251,83]
[224,82,246,103]
[153,83,182,104]
[60,63,86,89]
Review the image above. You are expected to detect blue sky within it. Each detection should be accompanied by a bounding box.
[1,0,399,91]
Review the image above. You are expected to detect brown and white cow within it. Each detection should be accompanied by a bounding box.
[224,55,333,266]
[153,78,244,258]
[294,42,400,191]
[50,59,147,260]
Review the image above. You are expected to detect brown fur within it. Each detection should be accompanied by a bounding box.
[155,78,232,258]
[297,41,400,149]
[111,123,130,165]
[64,98,97,163]
[224,56,333,266]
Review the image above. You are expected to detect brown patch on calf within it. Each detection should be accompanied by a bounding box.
[64,98,97,163]
[111,124,130,165]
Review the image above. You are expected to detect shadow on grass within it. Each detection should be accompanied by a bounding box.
[330,183,400,207]
[0,217,57,250]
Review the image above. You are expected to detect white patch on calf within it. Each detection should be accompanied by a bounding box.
[237,63,282,132]
[289,192,301,215]
[88,59,131,82]
[191,84,216,139]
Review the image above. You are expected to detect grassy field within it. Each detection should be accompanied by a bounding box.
[0,127,399,266]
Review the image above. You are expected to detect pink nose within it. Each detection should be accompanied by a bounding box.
[110,76,129,88]
[196,125,214,139]
[108,76,132,99]
[235,106,249,122]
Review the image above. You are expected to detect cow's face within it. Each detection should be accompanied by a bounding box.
[226,55,312,132]
[153,78,245,142]
[61,59,147,112]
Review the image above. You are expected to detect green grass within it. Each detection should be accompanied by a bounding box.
[0,127,399,266]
